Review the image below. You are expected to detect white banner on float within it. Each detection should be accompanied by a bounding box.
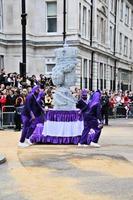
[42,120,83,137]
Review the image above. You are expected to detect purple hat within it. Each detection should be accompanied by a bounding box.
[88,90,101,109]
[31,85,40,94]
[81,88,88,96]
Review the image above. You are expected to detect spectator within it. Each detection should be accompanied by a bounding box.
[45,88,53,108]
[0,91,6,128]
[101,92,109,125]
[5,89,16,126]
[109,95,116,116]
[14,89,24,131]
[124,93,130,119]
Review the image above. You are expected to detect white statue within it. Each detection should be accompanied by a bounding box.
[52,44,78,110]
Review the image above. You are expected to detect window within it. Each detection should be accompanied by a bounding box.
[89,60,92,90]
[110,26,112,48]
[97,15,100,41]
[88,9,91,39]
[120,0,123,20]
[129,40,132,59]
[79,3,81,33]
[100,63,103,79]
[110,0,114,13]
[125,5,129,25]
[97,15,106,44]
[82,6,87,37]
[100,63,103,90]
[47,2,57,33]
[83,59,88,88]
[104,64,107,89]
[119,32,122,54]
[110,66,114,90]
[83,59,87,77]
[0,55,4,70]
[124,36,128,56]
[0,0,3,31]
[110,26,114,50]
[46,64,55,75]
[131,11,133,28]
[110,66,113,80]
[101,18,106,44]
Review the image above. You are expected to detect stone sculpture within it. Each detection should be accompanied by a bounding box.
[52,44,78,110]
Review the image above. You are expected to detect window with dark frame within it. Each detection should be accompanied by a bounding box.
[0,55,4,70]
[47,1,57,33]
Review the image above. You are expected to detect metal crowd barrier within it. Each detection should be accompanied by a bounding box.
[109,104,133,118]
[0,104,133,129]
[129,104,133,118]
[115,105,126,118]
[1,106,15,128]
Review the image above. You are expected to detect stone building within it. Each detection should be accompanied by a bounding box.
[0,0,133,91]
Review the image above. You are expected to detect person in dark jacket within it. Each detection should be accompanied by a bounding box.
[14,90,24,131]
[101,92,109,125]
[5,89,16,126]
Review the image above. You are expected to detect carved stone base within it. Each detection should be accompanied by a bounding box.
[53,87,76,110]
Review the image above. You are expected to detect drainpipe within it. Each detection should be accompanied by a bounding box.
[90,0,94,91]
[113,0,118,91]
[90,0,93,47]
[63,0,66,44]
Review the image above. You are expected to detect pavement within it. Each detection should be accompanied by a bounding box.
[0,118,133,200]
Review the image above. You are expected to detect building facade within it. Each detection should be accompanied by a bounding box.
[0,0,133,91]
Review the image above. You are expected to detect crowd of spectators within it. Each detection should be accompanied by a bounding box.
[0,68,133,129]
[0,68,55,129]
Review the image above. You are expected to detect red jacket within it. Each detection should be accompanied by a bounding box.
[0,95,7,111]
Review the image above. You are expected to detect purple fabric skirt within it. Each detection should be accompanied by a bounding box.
[30,123,81,144]
[30,110,82,144]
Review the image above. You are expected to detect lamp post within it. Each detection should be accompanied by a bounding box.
[113,0,118,91]
[90,0,94,91]
[20,0,27,81]
[63,0,66,44]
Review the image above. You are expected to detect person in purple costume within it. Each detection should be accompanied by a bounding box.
[76,89,103,147]
[18,85,40,147]
[36,90,45,123]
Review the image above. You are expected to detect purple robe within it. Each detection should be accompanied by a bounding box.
[19,85,40,143]
[76,90,102,145]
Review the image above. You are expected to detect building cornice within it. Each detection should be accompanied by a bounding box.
[0,38,79,48]
[0,38,133,66]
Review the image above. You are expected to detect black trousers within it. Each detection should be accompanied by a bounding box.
[101,108,109,125]
[14,112,21,130]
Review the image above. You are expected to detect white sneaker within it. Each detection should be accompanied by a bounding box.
[78,143,88,147]
[25,138,33,145]
[18,142,30,148]
[90,142,100,148]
